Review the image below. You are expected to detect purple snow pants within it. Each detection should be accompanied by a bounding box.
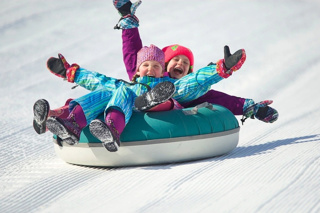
[121,28,246,115]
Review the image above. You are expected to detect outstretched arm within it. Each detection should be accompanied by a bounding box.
[122,28,142,80]
[112,0,143,80]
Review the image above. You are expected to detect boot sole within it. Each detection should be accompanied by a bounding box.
[46,117,78,145]
[134,81,175,111]
[33,99,50,134]
[89,119,119,152]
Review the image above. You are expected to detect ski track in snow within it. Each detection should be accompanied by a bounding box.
[1,0,320,212]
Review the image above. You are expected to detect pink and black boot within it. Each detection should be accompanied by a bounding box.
[89,109,125,152]
[33,99,71,134]
[146,98,184,112]
[33,99,50,134]
[134,81,176,111]
[46,105,87,145]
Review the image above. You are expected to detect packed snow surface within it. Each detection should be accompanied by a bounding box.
[1,0,320,212]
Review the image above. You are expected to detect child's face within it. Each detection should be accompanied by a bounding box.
[166,55,190,79]
[136,60,163,78]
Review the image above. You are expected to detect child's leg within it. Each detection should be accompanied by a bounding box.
[46,104,87,145]
[33,99,72,134]
[89,85,132,152]
[182,90,246,115]
[69,88,114,124]
[47,88,114,144]
[48,98,72,118]
[105,108,126,135]
[146,98,184,112]
[88,81,173,151]
[146,100,173,112]
[122,28,143,80]
[89,108,125,152]
[181,90,278,124]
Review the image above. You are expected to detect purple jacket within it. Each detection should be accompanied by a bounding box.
[122,28,245,115]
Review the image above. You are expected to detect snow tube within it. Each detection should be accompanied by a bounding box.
[53,103,240,167]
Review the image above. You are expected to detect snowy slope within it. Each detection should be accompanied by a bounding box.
[1,0,320,212]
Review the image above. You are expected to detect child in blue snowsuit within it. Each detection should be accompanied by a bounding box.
[45,44,245,152]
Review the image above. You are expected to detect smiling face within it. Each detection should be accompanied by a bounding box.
[166,55,191,79]
[136,60,163,78]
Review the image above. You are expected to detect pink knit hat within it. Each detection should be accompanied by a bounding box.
[162,44,194,72]
[136,44,165,71]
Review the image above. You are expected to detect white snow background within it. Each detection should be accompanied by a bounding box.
[1,0,320,212]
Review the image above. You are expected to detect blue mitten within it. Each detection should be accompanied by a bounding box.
[113,0,141,16]
[114,16,139,29]
[113,0,142,29]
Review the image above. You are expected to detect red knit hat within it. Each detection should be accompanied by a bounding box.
[136,44,165,71]
[162,44,194,72]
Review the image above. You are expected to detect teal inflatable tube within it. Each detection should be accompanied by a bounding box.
[53,103,240,167]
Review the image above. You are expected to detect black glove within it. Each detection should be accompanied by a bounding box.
[224,45,244,70]
[47,54,68,78]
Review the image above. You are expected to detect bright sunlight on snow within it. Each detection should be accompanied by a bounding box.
[1,0,320,212]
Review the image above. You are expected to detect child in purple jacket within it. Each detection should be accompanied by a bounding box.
[113,0,278,124]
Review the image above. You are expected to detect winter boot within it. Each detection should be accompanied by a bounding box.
[47,53,79,82]
[134,81,176,111]
[146,98,184,112]
[49,98,73,118]
[33,99,50,134]
[146,99,173,112]
[46,117,79,145]
[46,105,87,145]
[33,99,72,134]
[241,99,279,124]
[89,119,121,152]
[113,0,142,29]
[216,46,246,78]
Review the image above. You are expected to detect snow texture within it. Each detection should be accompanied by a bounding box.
[1,0,320,212]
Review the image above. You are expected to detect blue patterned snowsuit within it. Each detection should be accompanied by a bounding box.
[69,64,224,124]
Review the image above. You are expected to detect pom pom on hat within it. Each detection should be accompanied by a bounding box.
[162,44,194,72]
[136,44,165,71]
